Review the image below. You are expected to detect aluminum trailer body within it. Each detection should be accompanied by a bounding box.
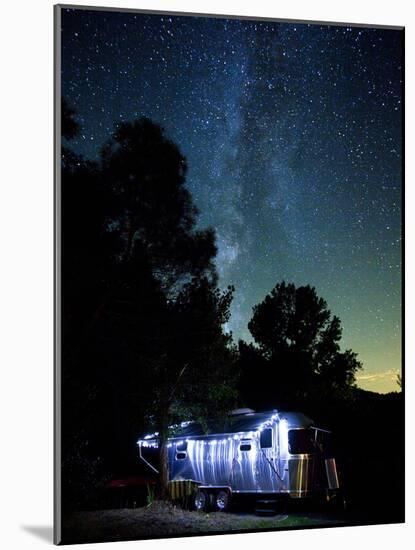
[138,410,340,507]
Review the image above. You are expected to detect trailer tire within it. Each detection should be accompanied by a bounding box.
[214,490,231,512]
[334,492,347,513]
[193,489,210,512]
[327,490,347,513]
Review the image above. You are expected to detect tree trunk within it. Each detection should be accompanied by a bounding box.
[157,412,170,501]
[156,364,189,500]
[159,437,169,501]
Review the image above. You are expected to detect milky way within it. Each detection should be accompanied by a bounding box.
[60,8,403,392]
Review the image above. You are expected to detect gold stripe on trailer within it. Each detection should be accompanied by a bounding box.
[168,480,199,500]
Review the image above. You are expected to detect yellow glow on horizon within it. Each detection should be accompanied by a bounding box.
[356,369,401,394]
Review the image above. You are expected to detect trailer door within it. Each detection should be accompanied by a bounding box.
[230,438,258,492]
[257,427,280,492]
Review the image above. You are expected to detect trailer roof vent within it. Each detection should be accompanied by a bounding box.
[229,408,255,416]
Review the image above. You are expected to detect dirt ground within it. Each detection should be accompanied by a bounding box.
[61,501,347,544]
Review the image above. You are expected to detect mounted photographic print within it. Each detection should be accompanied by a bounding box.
[54,4,404,545]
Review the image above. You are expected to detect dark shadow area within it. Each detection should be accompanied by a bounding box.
[21,525,53,543]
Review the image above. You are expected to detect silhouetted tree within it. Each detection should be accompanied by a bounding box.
[60,107,237,505]
[101,118,217,293]
[397,373,402,389]
[141,278,238,497]
[240,281,362,410]
[96,119,237,496]
[60,100,118,509]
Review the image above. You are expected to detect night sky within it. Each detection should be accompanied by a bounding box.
[60,8,403,393]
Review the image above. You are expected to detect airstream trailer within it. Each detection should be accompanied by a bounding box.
[137,409,340,512]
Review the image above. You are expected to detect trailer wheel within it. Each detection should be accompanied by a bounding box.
[193,489,209,512]
[215,490,230,512]
[333,491,347,512]
[327,490,347,513]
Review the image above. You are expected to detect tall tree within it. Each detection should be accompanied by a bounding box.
[61,109,237,504]
[143,278,237,497]
[60,100,117,509]
[97,119,236,497]
[101,118,217,293]
[240,281,361,410]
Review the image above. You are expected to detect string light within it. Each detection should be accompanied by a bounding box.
[137,411,285,450]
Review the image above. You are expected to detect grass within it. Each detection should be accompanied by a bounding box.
[61,502,347,544]
[236,513,341,531]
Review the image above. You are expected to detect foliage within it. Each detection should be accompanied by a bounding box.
[239,281,362,410]
[146,484,155,507]
[397,373,402,389]
[101,118,217,293]
[60,100,236,506]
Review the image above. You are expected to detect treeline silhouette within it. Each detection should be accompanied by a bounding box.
[60,100,403,524]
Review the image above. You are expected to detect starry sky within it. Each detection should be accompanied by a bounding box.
[60,8,403,393]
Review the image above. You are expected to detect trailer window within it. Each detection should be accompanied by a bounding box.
[240,441,252,451]
[260,428,273,449]
[175,441,187,460]
[288,429,315,454]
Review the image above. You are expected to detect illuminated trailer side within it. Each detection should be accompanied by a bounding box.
[137,409,340,512]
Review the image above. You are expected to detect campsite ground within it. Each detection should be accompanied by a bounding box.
[61,501,348,544]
